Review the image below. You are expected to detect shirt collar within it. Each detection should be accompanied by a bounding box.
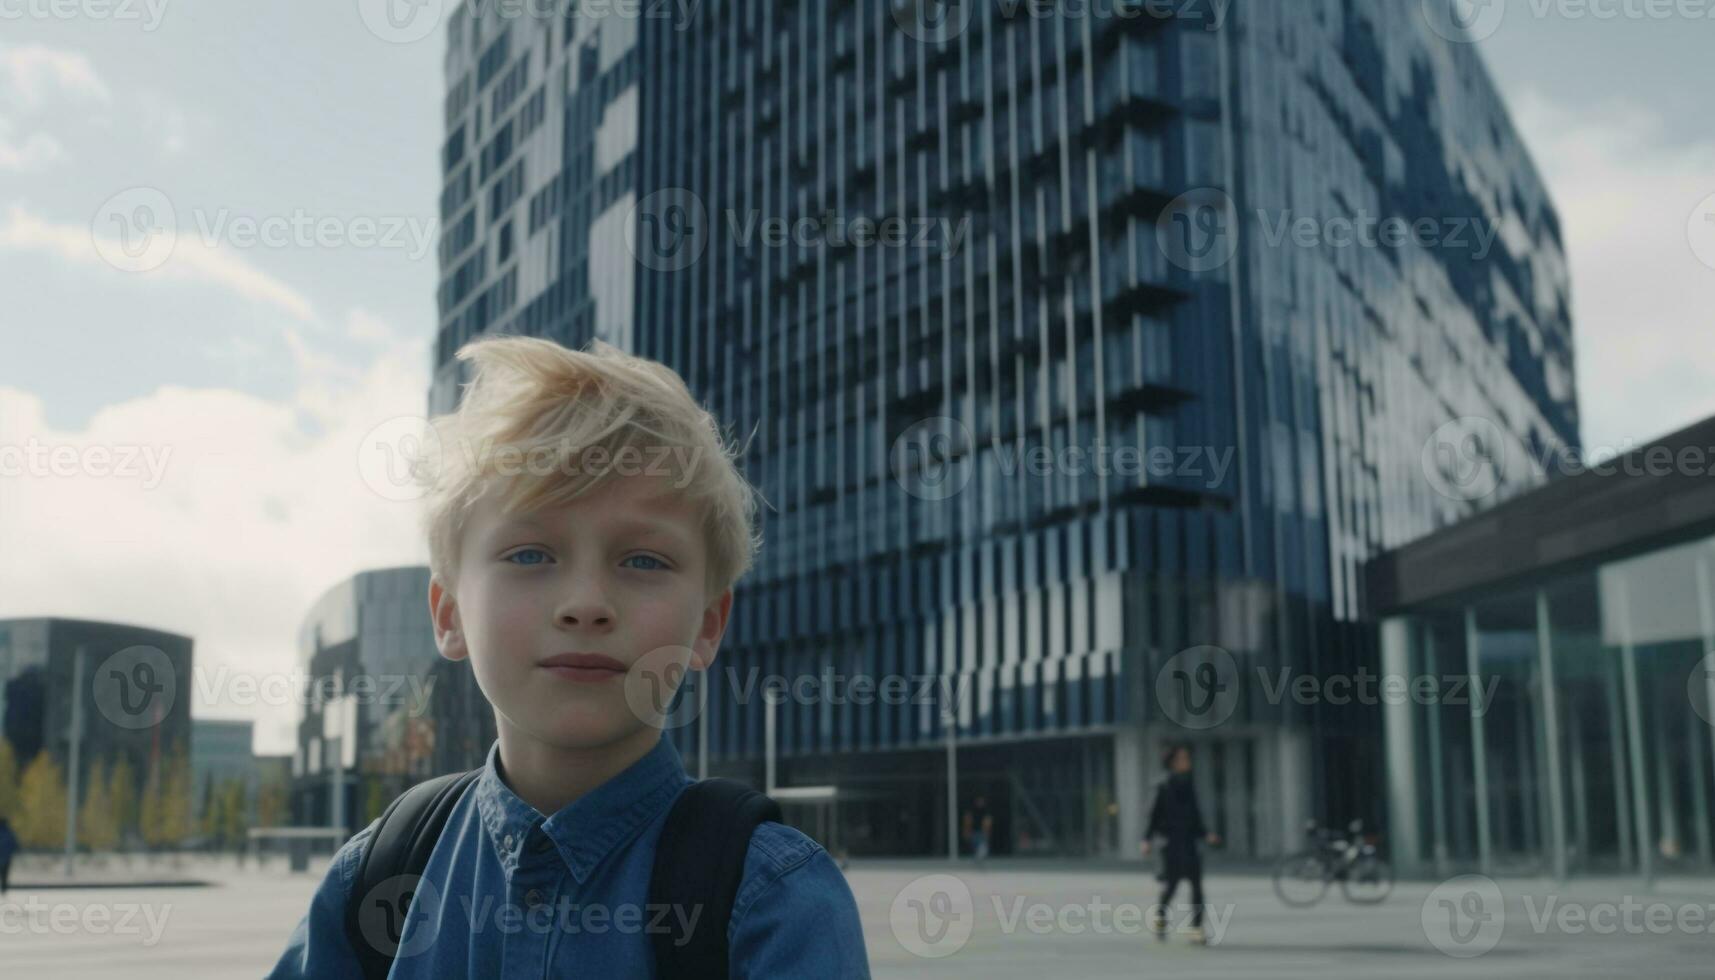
[473,735,690,883]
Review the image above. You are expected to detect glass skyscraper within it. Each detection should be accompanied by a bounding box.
[432,0,1577,858]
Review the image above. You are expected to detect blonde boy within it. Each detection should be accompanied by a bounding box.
[268,337,869,978]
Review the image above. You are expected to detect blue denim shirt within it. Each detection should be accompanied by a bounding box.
[266,736,869,979]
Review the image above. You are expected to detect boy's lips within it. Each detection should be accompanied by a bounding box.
[537,651,628,683]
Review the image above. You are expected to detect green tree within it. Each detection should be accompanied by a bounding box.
[78,759,119,852]
[0,737,18,820]
[109,755,139,850]
[198,773,217,841]
[163,746,194,848]
[144,745,194,850]
[363,776,387,824]
[257,778,287,829]
[218,779,247,853]
[138,765,161,850]
[17,751,67,849]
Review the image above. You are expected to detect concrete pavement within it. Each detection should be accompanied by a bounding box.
[1,857,1711,978]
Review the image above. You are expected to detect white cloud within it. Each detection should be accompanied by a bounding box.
[347,306,405,346]
[0,42,111,111]
[136,90,192,156]
[0,116,64,171]
[1511,90,1715,450]
[0,318,433,755]
[0,203,317,321]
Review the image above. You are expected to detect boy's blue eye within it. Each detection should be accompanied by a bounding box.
[623,554,668,571]
[505,548,552,566]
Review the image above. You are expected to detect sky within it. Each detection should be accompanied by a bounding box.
[1,1,1712,756]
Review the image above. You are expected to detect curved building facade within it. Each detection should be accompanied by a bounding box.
[290,566,476,833]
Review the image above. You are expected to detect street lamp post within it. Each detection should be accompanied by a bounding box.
[697,671,708,781]
[944,693,957,862]
[64,644,86,877]
[764,687,778,795]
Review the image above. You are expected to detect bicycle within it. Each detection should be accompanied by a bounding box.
[1272,819,1394,907]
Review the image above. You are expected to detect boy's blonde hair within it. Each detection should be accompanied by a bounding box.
[418,336,761,598]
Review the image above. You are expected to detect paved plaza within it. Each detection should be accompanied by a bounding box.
[2,856,1712,978]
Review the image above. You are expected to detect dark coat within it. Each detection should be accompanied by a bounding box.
[1145,773,1208,879]
[1144,773,1207,845]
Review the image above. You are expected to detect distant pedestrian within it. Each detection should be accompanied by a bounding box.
[0,816,18,896]
[963,795,994,864]
[1140,743,1221,944]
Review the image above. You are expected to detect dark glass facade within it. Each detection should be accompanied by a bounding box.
[431,1,1576,857]
[0,617,195,825]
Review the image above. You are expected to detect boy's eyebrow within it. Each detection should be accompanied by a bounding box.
[486,514,549,536]
[603,517,693,548]
[488,514,692,547]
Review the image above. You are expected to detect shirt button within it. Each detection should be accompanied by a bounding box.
[524,888,546,908]
[502,834,514,850]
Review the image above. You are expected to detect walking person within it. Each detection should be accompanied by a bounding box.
[963,794,994,865]
[1140,743,1221,944]
[0,816,18,897]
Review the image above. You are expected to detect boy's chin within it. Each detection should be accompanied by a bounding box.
[525,713,659,751]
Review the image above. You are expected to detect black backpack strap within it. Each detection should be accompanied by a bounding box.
[648,778,782,980]
[345,769,481,980]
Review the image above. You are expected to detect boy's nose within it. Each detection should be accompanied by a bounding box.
[554,587,616,628]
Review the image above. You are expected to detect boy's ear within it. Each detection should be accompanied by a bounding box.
[691,588,733,671]
[429,577,469,662]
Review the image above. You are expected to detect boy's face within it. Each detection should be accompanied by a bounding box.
[1170,748,1192,774]
[429,471,731,751]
